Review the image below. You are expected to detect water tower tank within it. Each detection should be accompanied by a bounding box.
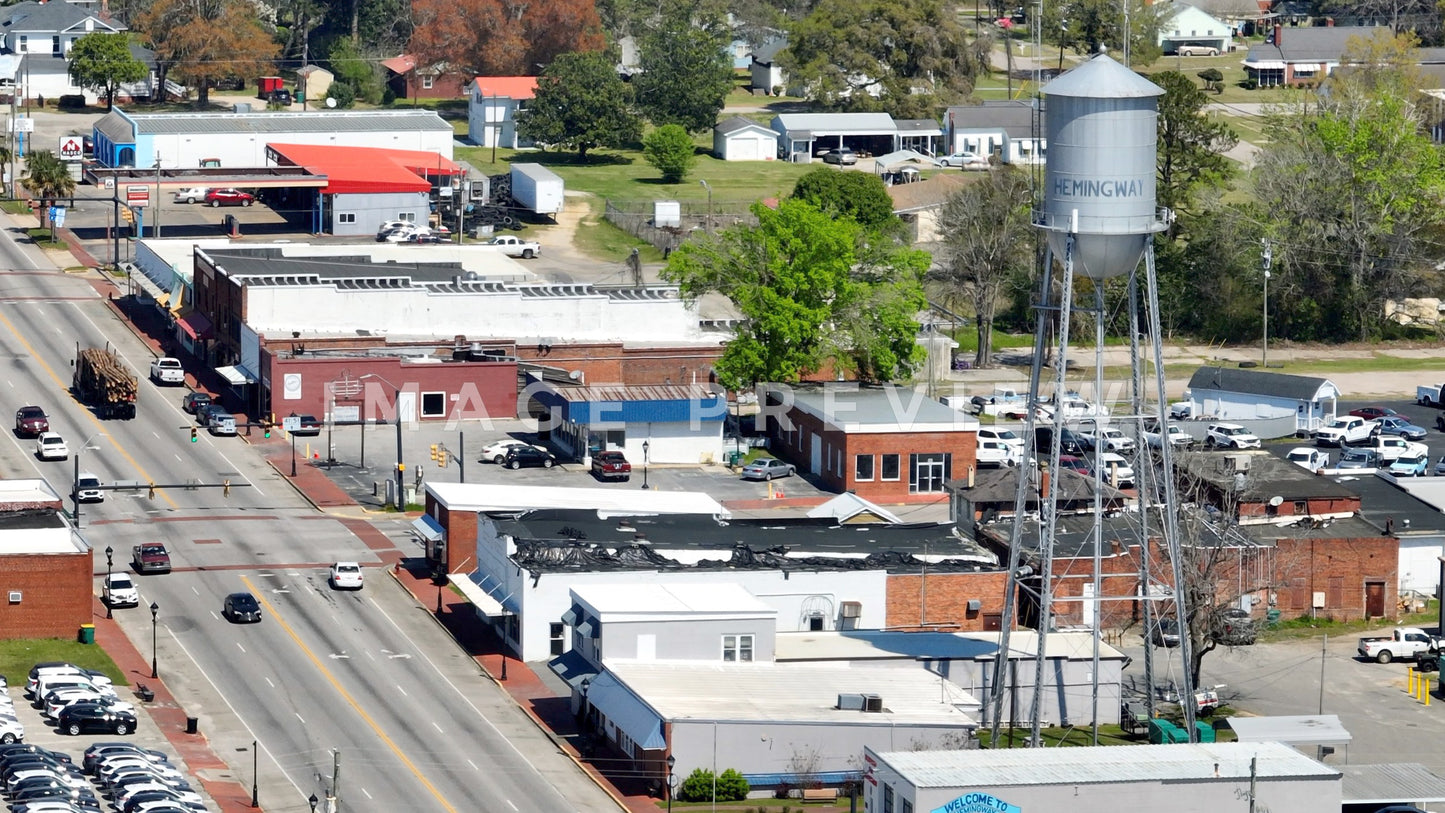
[1037,53,1168,279]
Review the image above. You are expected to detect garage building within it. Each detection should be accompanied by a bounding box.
[771,112,900,161]
[864,741,1340,813]
[92,108,454,169]
[712,116,780,161]
[1182,366,1340,436]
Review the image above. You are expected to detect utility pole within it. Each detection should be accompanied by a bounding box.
[301,32,310,112]
[1261,238,1272,367]
[329,748,340,813]
[153,151,162,238]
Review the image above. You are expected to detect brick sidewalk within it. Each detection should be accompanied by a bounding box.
[87,596,257,813]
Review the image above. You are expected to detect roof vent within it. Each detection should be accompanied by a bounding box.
[837,693,865,711]
[862,694,883,713]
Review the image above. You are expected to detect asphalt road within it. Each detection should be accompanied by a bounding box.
[0,218,620,811]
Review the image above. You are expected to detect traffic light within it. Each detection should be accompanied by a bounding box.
[430,443,439,461]
[223,479,231,498]
[263,421,271,439]
[189,427,197,443]
[437,448,449,468]
[147,483,156,500]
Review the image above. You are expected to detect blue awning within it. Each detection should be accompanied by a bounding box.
[411,514,444,542]
[547,649,597,689]
[589,672,666,750]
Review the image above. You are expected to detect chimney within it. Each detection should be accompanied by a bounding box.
[1111,539,1122,554]
[1273,24,1282,45]
[968,465,975,489]
[1039,468,1051,501]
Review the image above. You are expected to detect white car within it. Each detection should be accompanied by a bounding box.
[976,439,1020,467]
[1286,448,1330,471]
[1080,423,1135,453]
[172,187,209,204]
[103,572,139,608]
[938,151,988,168]
[35,432,68,460]
[0,715,21,743]
[479,438,545,464]
[1095,452,1136,488]
[381,224,429,243]
[329,562,363,590]
[978,427,1024,450]
[1205,423,1260,449]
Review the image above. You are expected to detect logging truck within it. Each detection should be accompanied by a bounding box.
[73,345,138,419]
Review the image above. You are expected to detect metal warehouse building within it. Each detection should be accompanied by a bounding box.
[92,108,454,169]
[864,742,1340,813]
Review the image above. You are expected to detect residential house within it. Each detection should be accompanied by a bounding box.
[381,54,467,100]
[1157,3,1236,54]
[1181,366,1340,435]
[0,0,154,103]
[944,101,1045,165]
[749,37,787,94]
[1244,23,1388,87]
[886,172,972,243]
[1189,0,1269,31]
[466,76,538,149]
[712,116,779,161]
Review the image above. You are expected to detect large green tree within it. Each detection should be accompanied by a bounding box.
[789,168,898,233]
[1252,29,1445,342]
[516,51,641,159]
[1151,70,1237,225]
[663,198,927,387]
[932,168,1033,368]
[634,2,733,132]
[137,0,279,105]
[1037,0,1161,65]
[67,33,148,110]
[781,0,986,117]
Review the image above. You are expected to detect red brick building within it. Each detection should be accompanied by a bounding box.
[262,350,518,424]
[0,481,93,639]
[761,383,978,504]
[381,55,468,99]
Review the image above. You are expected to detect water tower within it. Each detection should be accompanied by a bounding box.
[988,53,1198,745]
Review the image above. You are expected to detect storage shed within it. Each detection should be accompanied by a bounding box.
[1183,366,1340,435]
[712,116,779,161]
[296,65,334,101]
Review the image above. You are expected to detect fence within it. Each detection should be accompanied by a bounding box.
[603,199,759,254]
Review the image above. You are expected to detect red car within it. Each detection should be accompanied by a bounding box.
[206,188,254,207]
[14,405,48,436]
[1350,406,1410,423]
[591,450,632,481]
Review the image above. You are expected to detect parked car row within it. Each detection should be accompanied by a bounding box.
[0,678,24,745]
[0,736,206,813]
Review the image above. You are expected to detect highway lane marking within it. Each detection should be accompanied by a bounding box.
[295,713,305,724]
[190,585,199,595]
[507,800,518,811]
[395,684,408,697]
[466,759,477,771]
[164,621,313,805]
[237,643,246,653]
[212,448,264,497]
[432,721,443,733]
[361,788,373,799]
[365,592,576,810]
[264,677,274,688]
[240,575,460,813]
[0,305,178,507]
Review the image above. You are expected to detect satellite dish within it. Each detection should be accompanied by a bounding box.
[325,97,337,108]
[1268,495,1284,507]
[568,370,583,381]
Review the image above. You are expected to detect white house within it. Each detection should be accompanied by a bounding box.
[1182,366,1340,435]
[0,0,154,103]
[749,37,787,94]
[466,76,537,149]
[944,100,1045,165]
[712,116,778,161]
[1157,3,1234,54]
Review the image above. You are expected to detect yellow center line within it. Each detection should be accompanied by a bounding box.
[0,306,177,507]
[240,575,459,813]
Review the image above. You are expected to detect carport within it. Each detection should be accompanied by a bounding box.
[1338,763,1445,811]
[771,112,899,161]
[266,143,463,235]
[1225,714,1352,759]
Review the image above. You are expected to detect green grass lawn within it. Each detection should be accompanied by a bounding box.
[571,197,667,264]
[0,638,128,687]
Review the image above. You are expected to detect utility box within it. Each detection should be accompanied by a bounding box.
[654,200,681,228]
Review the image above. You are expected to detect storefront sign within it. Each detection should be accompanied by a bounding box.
[931,792,1022,813]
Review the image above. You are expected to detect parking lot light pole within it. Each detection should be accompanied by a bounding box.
[666,754,675,813]
[149,601,158,678]
[73,431,106,528]
[104,546,113,619]
[641,440,650,490]
[699,180,712,234]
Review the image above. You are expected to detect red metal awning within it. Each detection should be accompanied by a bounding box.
[177,309,212,340]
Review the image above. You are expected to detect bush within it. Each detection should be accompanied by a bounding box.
[58,95,85,110]
[642,124,696,183]
[678,767,750,802]
[329,81,356,109]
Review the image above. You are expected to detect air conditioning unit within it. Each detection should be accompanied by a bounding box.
[837,693,866,711]
[1313,591,1326,609]
[863,694,883,713]
[840,601,862,619]
[7,591,20,603]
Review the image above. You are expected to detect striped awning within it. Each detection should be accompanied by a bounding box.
[1249,60,1286,69]
[1291,63,1321,71]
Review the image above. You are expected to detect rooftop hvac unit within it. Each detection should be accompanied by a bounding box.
[840,601,862,619]
[863,694,883,713]
[837,693,866,711]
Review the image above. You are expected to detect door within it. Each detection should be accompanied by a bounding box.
[810,433,822,473]
[397,390,417,424]
[1365,581,1386,617]
[733,137,757,161]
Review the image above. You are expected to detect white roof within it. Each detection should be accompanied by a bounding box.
[138,238,534,283]
[0,479,62,507]
[1339,763,1445,803]
[775,629,1127,662]
[805,492,903,524]
[603,660,979,724]
[1226,714,1353,746]
[573,583,776,622]
[772,112,898,136]
[426,482,728,517]
[873,741,1338,787]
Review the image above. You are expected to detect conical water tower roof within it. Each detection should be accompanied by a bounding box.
[1042,52,1164,98]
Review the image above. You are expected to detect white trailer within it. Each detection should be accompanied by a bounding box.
[511,164,564,216]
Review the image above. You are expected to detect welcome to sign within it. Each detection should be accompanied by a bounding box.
[931,792,1022,813]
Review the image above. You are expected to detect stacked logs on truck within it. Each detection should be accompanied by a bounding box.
[77,347,138,403]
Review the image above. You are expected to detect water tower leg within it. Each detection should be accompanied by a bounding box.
[1127,269,1159,725]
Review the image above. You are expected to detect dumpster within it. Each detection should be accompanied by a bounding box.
[728,450,744,467]
[1194,721,1217,743]
[1148,719,1187,744]
[78,623,95,644]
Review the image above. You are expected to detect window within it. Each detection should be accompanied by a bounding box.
[337,212,356,224]
[399,212,417,223]
[901,801,913,813]
[1293,500,1306,514]
[51,35,60,55]
[17,35,26,53]
[420,391,446,417]
[550,622,565,656]
[881,454,901,481]
[722,634,754,662]
[855,454,875,481]
[909,452,952,493]
[883,785,894,813]
[808,614,824,631]
[421,75,434,89]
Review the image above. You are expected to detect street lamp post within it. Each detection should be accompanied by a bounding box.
[361,374,405,509]
[309,793,318,813]
[699,180,712,234]
[641,440,650,490]
[149,601,158,679]
[104,546,113,619]
[666,754,675,813]
[579,676,591,742]
[250,739,259,808]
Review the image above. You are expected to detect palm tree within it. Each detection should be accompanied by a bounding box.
[21,150,76,231]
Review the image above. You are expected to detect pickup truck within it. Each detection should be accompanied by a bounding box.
[1358,435,1427,463]
[149,357,184,385]
[590,450,631,481]
[1418,383,1445,406]
[1314,416,1373,446]
[131,543,172,574]
[485,235,541,259]
[1359,627,1443,664]
[1077,420,1135,452]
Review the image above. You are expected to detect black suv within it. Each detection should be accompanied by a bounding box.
[223,592,262,623]
[182,392,212,414]
[502,446,556,470]
[269,88,292,106]
[57,705,137,736]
